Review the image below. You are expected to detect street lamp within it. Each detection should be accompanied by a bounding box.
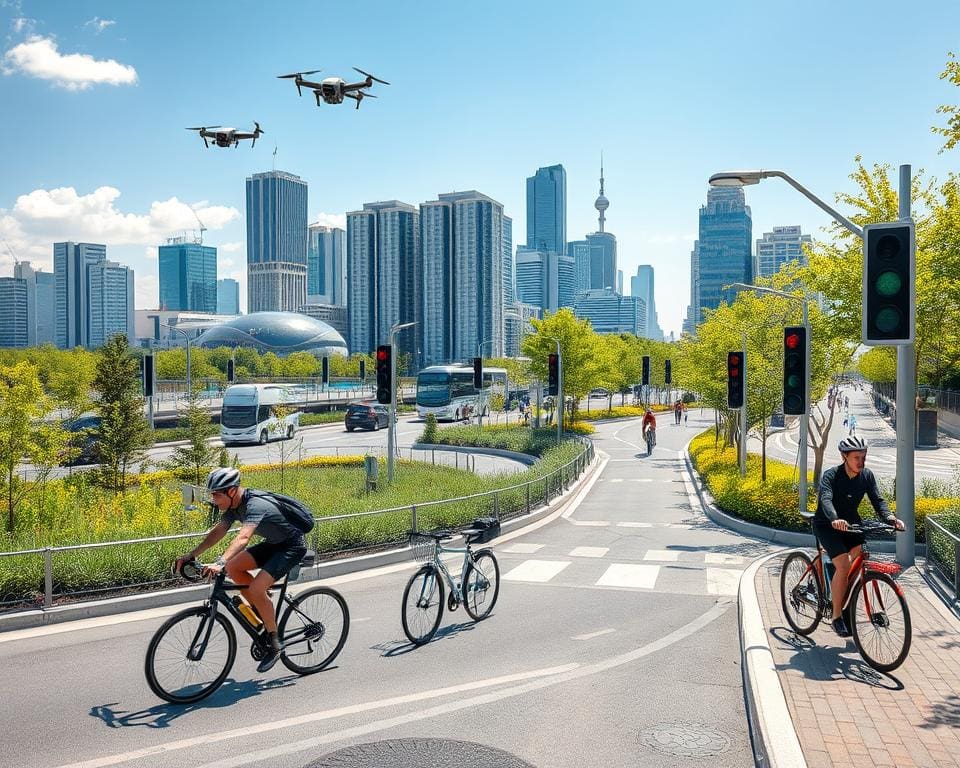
[477,339,494,427]
[546,336,563,444]
[728,282,810,513]
[387,320,416,483]
[160,323,192,396]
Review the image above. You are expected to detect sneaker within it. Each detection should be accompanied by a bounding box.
[256,646,281,674]
[831,617,851,638]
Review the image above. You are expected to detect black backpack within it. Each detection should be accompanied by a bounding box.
[247,490,316,534]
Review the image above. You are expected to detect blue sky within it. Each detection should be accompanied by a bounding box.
[1,0,958,337]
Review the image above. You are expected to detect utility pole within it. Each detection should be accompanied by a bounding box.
[896,165,916,567]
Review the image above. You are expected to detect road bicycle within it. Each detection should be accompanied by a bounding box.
[401,520,501,645]
[145,554,349,703]
[779,517,911,672]
[644,425,656,455]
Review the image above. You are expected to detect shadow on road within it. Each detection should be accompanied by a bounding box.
[373,620,479,657]
[90,675,299,729]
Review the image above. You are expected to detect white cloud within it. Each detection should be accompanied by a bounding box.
[144,246,157,261]
[2,35,137,89]
[229,269,247,313]
[135,274,158,310]
[84,17,115,34]
[11,17,34,34]
[219,241,243,253]
[220,257,234,268]
[311,212,346,230]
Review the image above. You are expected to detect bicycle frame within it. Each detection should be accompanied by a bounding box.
[416,541,481,606]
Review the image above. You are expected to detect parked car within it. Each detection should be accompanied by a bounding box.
[344,403,391,432]
[589,388,609,399]
[65,415,102,464]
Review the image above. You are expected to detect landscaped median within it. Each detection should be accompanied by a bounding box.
[0,425,591,610]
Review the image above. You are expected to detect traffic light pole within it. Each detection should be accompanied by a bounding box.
[896,165,916,567]
[387,321,416,484]
[800,297,810,514]
[740,333,747,478]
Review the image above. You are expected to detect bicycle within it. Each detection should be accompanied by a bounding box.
[779,517,911,672]
[145,553,350,703]
[644,425,656,455]
[401,519,501,646]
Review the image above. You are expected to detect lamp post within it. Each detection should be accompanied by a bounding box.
[387,320,416,483]
[728,282,810,512]
[546,337,563,444]
[477,339,494,427]
[161,323,192,396]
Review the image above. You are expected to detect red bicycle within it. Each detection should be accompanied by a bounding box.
[779,518,911,672]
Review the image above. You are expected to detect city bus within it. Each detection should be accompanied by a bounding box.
[220,384,301,445]
[416,365,507,421]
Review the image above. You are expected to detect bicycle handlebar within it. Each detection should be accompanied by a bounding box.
[841,520,897,536]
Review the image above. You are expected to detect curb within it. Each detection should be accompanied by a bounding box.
[411,443,538,466]
[0,447,600,634]
[739,551,808,768]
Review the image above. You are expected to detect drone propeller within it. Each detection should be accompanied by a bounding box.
[277,70,321,78]
[186,126,221,132]
[353,67,389,85]
[253,121,264,134]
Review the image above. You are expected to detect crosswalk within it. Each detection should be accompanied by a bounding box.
[498,543,750,596]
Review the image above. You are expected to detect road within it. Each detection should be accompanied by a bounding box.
[0,410,767,768]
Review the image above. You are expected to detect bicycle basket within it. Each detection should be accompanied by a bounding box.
[865,560,902,576]
[408,533,437,563]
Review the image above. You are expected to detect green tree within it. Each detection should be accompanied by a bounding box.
[47,347,97,421]
[94,335,152,492]
[162,386,218,486]
[858,347,897,383]
[283,352,319,378]
[933,51,960,153]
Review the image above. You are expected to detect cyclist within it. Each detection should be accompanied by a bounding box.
[642,408,657,446]
[813,436,905,637]
[174,468,308,673]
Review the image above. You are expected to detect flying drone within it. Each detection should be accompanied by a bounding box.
[277,67,389,109]
[186,122,264,148]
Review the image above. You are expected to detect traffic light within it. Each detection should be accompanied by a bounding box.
[727,351,744,409]
[226,358,235,384]
[473,357,483,390]
[863,222,914,344]
[359,359,366,382]
[664,359,672,385]
[782,327,807,415]
[642,355,650,386]
[547,353,559,396]
[375,345,392,404]
[321,356,329,385]
[142,354,154,397]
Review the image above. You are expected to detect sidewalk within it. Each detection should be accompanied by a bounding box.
[755,555,960,768]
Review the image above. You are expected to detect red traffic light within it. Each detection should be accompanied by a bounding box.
[729,367,740,377]
[376,349,388,361]
[729,353,741,365]
[785,333,801,350]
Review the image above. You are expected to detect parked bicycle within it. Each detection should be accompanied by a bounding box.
[401,518,501,645]
[779,516,911,672]
[145,555,349,703]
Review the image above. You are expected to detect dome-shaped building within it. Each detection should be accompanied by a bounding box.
[195,312,348,357]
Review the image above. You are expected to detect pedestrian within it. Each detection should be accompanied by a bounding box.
[848,414,858,436]
[683,402,688,425]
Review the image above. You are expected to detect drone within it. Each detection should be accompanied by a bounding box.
[277,67,389,109]
[186,122,264,148]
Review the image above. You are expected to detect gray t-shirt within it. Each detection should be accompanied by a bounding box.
[221,490,304,544]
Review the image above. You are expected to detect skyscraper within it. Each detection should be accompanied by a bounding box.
[217,278,240,315]
[568,240,591,295]
[585,160,617,291]
[14,261,56,345]
[246,170,308,313]
[503,215,514,306]
[158,239,217,312]
[54,241,107,349]
[573,289,645,335]
[755,225,812,278]
[346,201,419,356]
[0,277,28,347]
[88,261,135,348]
[419,198,453,366]
[526,164,566,253]
[308,224,346,305]
[690,187,752,323]
[630,265,663,340]
[515,247,575,313]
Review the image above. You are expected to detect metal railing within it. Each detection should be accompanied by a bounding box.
[873,382,960,417]
[0,438,594,612]
[925,514,960,603]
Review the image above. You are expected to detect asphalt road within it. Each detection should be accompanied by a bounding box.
[0,410,769,768]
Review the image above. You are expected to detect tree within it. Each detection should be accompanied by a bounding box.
[163,386,218,486]
[47,348,97,422]
[94,335,152,492]
[858,347,896,383]
[283,352,319,378]
[934,51,960,153]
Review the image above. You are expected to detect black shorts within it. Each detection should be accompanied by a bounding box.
[247,539,307,580]
[813,518,865,560]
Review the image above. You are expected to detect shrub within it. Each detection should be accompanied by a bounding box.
[420,414,438,444]
[578,405,672,421]
[565,421,596,435]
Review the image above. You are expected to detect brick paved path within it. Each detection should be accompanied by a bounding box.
[757,557,960,768]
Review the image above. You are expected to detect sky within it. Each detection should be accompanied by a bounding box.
[1,0,958,339]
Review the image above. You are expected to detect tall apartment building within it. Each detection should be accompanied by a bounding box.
[54,242,107,348]
[307,224,346,305]
[158,239,217,312]
[88,260,135,348]
[14,261,56,345]
[217,278,240,315]
[755,225,812,278]
[573,289,645,335]
[630,265,663,340]
[246,170,308,313]
[515,247,575,313]
[526,164,566,253]
[0,277,29,347]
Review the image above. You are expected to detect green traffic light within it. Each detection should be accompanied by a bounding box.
[875,306,902,334]
[875,270,902,297]
[787,374,801,388]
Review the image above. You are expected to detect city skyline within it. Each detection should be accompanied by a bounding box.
[1,2,958,338]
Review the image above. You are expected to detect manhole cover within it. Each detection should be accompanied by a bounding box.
[305,738,536,767]
[638,722,730,758]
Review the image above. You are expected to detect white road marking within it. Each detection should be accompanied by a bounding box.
[632,478,654,482]
[571,628,616,641]
[596,564,660,589]
[608,478,625,483]
[500,543,544,554]
[704,553,745,566]
[706,568,743,596]
[667,523,693,529]
[616,521,653,528]
[569,546,609,558]
[643,550,679,562]
[568,520,611,527]
[503,559,571,583]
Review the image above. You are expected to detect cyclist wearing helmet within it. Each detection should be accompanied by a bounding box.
[814,436,905,637]
[174,467,307,673]
[642,408,657,438]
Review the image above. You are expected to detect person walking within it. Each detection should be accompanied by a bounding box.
[848,413,858,436]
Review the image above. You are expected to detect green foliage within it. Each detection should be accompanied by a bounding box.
[299,411,348,426]
[162,387,218,486]
[429,424,572,456]
[857,347,897,383]
[420,413,438,444]
[934,51,960,153]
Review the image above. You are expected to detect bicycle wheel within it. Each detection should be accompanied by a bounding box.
[850,572,912,672]
[402,564,444,645]
[145,607,237,704]
[779,552,822,636]
[279,586,350,675]
[462,549,500,621]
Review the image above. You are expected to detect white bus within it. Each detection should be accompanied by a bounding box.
[220,384,301,446]
[416,365,507,421]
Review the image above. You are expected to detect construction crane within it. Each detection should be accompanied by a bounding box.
[189,207,207,245]
[1,236,20,268]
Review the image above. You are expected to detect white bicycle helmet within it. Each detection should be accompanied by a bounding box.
[206,467,240,492]
[838,436,867,453]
